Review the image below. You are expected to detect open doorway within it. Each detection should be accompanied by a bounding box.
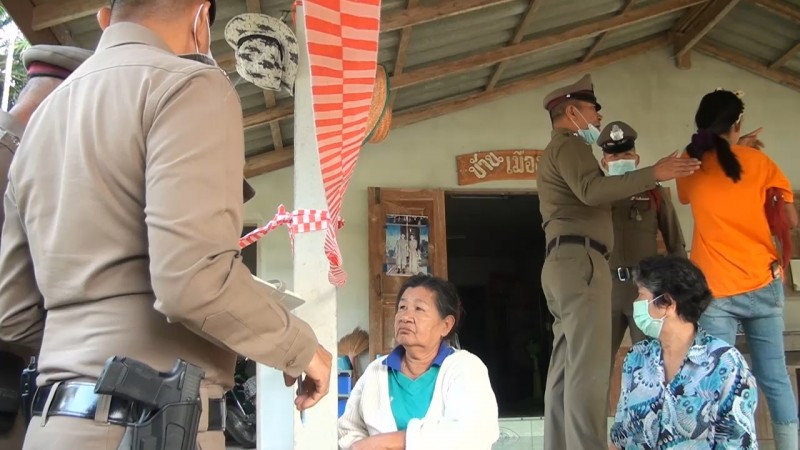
[445,192,551,418]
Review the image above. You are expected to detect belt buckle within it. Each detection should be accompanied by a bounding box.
[617,267,630,282]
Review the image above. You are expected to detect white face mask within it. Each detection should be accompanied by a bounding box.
[606,159,637,176]
[189,4,215,66]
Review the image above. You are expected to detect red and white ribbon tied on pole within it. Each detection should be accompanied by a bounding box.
[239,205,342,252]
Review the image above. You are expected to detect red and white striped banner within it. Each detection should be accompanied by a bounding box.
[239,205,343,251]
[300,0,381,286]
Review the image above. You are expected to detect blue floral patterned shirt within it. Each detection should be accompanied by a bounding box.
[610,328,758,449]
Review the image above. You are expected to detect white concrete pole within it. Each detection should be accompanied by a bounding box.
[290,4,339,448]
[254,4,338,450]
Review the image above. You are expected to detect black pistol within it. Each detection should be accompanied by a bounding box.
[94,356,205,450]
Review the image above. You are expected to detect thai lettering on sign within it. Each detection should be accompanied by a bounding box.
[455,150,544,186]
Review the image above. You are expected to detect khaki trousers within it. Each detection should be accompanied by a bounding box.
[21,384,226,450]
[542,243,612,450]
[610,278,646,361]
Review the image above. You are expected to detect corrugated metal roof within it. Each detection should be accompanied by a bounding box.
[5,0,800,165]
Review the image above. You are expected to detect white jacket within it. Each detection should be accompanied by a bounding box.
[337,349,499,449]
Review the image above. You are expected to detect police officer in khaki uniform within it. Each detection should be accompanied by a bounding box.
[0,44,93,450]
[597,121,687,359]
[537,74,700,450]
[0,1,331,449]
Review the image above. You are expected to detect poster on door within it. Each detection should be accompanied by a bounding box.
[384,214,430,277]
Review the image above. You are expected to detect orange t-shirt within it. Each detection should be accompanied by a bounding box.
[676,145,794,298]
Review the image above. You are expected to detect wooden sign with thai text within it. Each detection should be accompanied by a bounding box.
[456,150,544,186]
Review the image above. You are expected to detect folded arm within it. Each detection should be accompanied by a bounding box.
[144,69,317,377]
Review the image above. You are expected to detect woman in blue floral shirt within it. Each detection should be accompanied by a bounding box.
[610,255,758,449]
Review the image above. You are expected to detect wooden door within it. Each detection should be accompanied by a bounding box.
[368,188,448,359]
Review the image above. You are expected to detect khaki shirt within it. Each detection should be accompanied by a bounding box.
[0,23,317,389]
[538,128,657,250]
[609,187,687,269]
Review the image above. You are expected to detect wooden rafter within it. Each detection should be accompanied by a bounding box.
[485,0,543,91]
[582,0,636,63]
[387,0,420,113]
[695,41,800,91]
[245,0,285,152]
[390,0,703,91]
[674,0,740,58]
[29,0,513,33]
[4,0,62,45]
[771,41,800,69]
[393,36,668,128]
[749,0,800,24]
[244,36,668,178]
[239,0,703,130]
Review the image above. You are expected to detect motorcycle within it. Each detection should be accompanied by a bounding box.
[225,357,257,448]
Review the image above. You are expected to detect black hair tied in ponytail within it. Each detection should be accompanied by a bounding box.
[685,90,744,182]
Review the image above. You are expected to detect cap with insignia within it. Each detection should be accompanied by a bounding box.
[597,121,638,154]
[543,74,602,112]
[22,45,93,80]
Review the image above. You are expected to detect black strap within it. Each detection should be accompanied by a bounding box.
[546,235,609,259]
[31,382,225,431]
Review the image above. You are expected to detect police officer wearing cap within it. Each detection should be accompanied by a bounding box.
[0,1,331,449]
[0,44,93,450]
[597,121,687,360]
[537,74,701,450]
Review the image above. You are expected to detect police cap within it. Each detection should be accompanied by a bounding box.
[22,45,93,79]
[598,121,638,154]
[543,74,602,112]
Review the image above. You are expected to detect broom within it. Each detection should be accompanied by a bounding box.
[338,327,369,381]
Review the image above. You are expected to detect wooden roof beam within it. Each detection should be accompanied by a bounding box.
[245,147,295,178]
[387,0,420,113]
[32,0,105,31]
[695,41,800,92]
[582,0,636,63]
[674,0,740,58]
[239,0,703,130]
[485,0,544,91]
[770,41,800,69]
[31,0,513,33]
[393,36,669,129]
[749,0,800,24]
[391,0,704,91]
[244,36,668,178]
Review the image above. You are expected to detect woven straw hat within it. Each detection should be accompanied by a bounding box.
[364,65,391,144]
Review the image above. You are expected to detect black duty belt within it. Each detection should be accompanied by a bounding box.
[546,235,609,260]
[613,266,635,282]
[31,382,225,431]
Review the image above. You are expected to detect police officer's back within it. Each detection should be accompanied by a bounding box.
[0,1,331,449]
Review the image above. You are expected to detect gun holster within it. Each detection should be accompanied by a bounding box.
[116,400,202,450]
[0,351,25,434]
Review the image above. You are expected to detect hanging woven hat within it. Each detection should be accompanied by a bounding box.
[363,65,392,144]
[224,13,299,96]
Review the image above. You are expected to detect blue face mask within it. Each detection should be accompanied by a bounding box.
[607,159,637,176]
[571,111,600,145]
[633,295,666,339]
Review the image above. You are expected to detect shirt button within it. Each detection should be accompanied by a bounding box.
[287,358,296,366]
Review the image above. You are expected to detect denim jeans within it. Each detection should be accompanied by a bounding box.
[699,278,799,429]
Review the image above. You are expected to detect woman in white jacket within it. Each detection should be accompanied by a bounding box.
[338,275,499,450]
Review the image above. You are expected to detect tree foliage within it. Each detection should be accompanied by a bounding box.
[0,4,30,109]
